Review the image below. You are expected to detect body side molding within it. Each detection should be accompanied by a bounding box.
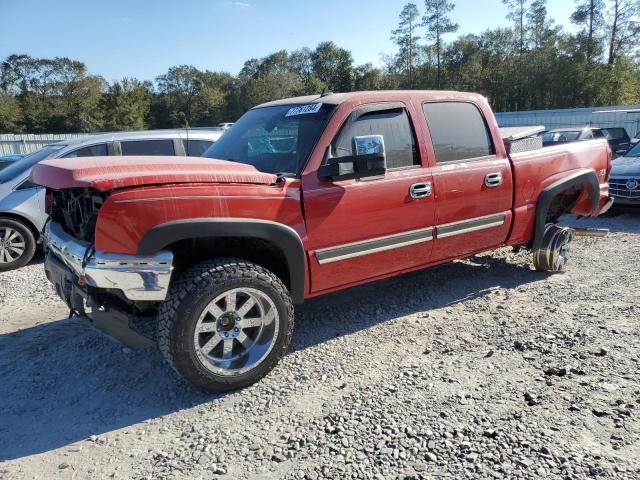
[436,213,506,239]
[138,218,306,304]
[315,227,434,265]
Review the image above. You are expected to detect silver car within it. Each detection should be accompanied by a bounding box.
[609,141,640,208]
[0,129,222,271]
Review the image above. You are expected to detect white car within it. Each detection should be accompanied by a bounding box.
[0,129,222,271]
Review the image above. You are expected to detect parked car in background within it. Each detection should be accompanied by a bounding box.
[594,127,633,155]
[0,129,222,271]
[542,126,632,155]
[609,141,640,207]
[541,127,598,146]
[217,123,234,131]
[0,154,23,170]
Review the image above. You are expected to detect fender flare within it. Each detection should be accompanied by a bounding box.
[138,218,306,304]
[532,169,600,251]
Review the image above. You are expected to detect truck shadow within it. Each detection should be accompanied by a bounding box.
[0,252,541,461]
[291,252,539,353]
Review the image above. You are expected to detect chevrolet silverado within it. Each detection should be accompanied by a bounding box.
[32,91,614,391]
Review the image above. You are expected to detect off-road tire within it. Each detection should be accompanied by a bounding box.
[0,218,36,272]
[157,258,294,392]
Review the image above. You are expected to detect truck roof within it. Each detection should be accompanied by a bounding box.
[49,128,224,147]
[255,90,485,108]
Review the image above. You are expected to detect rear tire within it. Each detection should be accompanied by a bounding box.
[533,224,573,273]
[157,258,294,392]
[0,218,36,272]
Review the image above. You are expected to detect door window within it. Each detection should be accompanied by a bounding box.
[332,108,419,169]
[121,140,175,156]
[185,139,213,157]
[423,102,494,163]
[62,143,108,158]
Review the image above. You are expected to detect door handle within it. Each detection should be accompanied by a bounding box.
[485,173,503,188]
[410,182,432,199]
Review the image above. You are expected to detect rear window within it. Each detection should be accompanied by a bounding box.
[600,128,628,140]
[422,102,494,163]
[185,139,213,157]
[63,143,108,158]
[121,140,175,156]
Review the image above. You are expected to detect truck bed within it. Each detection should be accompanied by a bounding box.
[507,139,611,245]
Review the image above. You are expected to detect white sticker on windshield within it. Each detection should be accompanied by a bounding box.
[285,103,322,117]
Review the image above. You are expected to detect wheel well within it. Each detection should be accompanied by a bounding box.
[166,237,291,292]
[532,170,600,252]
[545,185,582,223]
[0,213,40,240]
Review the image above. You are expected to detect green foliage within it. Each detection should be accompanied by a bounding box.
[571,0,606,61]
[422,0,459,87]
[391,3,422,87]
[0,93,21,131]
[311,42,355,92]
[1,1,640,134]
[101,78,151,131]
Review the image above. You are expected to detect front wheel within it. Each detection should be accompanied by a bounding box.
[0,218,36,272]
[157,259,294,392]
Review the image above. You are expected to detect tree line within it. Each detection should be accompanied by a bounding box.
[1,0,639,134]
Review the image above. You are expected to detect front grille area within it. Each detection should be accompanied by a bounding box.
[609,178,640,200]
[49,188,107,243]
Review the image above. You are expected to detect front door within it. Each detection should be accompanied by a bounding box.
[302,103,436,294]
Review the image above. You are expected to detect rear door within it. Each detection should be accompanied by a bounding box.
[422,101,513,261]
[302,103,436,294]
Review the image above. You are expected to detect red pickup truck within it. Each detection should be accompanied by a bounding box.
[33,91,613,392]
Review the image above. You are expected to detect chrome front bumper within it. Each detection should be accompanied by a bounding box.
[44,221,173,302]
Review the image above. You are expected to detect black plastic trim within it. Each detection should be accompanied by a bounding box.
[532,169,600,251]
[138,218,306,304]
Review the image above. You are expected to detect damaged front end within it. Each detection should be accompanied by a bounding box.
[43,194,174,349]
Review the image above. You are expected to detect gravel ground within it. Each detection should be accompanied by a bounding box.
[0,213,638,480]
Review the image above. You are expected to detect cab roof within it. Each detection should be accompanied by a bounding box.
[255,90,485,109]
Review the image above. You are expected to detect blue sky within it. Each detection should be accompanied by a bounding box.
[1,0,574,81]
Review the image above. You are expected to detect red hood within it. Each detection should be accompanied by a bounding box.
[30,156,278,192]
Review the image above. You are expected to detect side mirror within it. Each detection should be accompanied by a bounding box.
[318,135,387,181]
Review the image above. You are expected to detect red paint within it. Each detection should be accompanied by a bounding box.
[32,91,612,301]
[31,156,277,191]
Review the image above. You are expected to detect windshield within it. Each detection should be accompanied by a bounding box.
[543,131,581,144]
[0,145,65,183]
[202,103,336,175]
[624,142,640,158]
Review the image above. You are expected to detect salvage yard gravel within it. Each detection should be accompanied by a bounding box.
[1,214,638,479]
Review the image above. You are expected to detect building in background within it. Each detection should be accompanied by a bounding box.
[0,134,87,156]
[495,105,640,139]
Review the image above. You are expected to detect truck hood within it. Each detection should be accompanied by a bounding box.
[611,156,640,177]
[30,156,278,192]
